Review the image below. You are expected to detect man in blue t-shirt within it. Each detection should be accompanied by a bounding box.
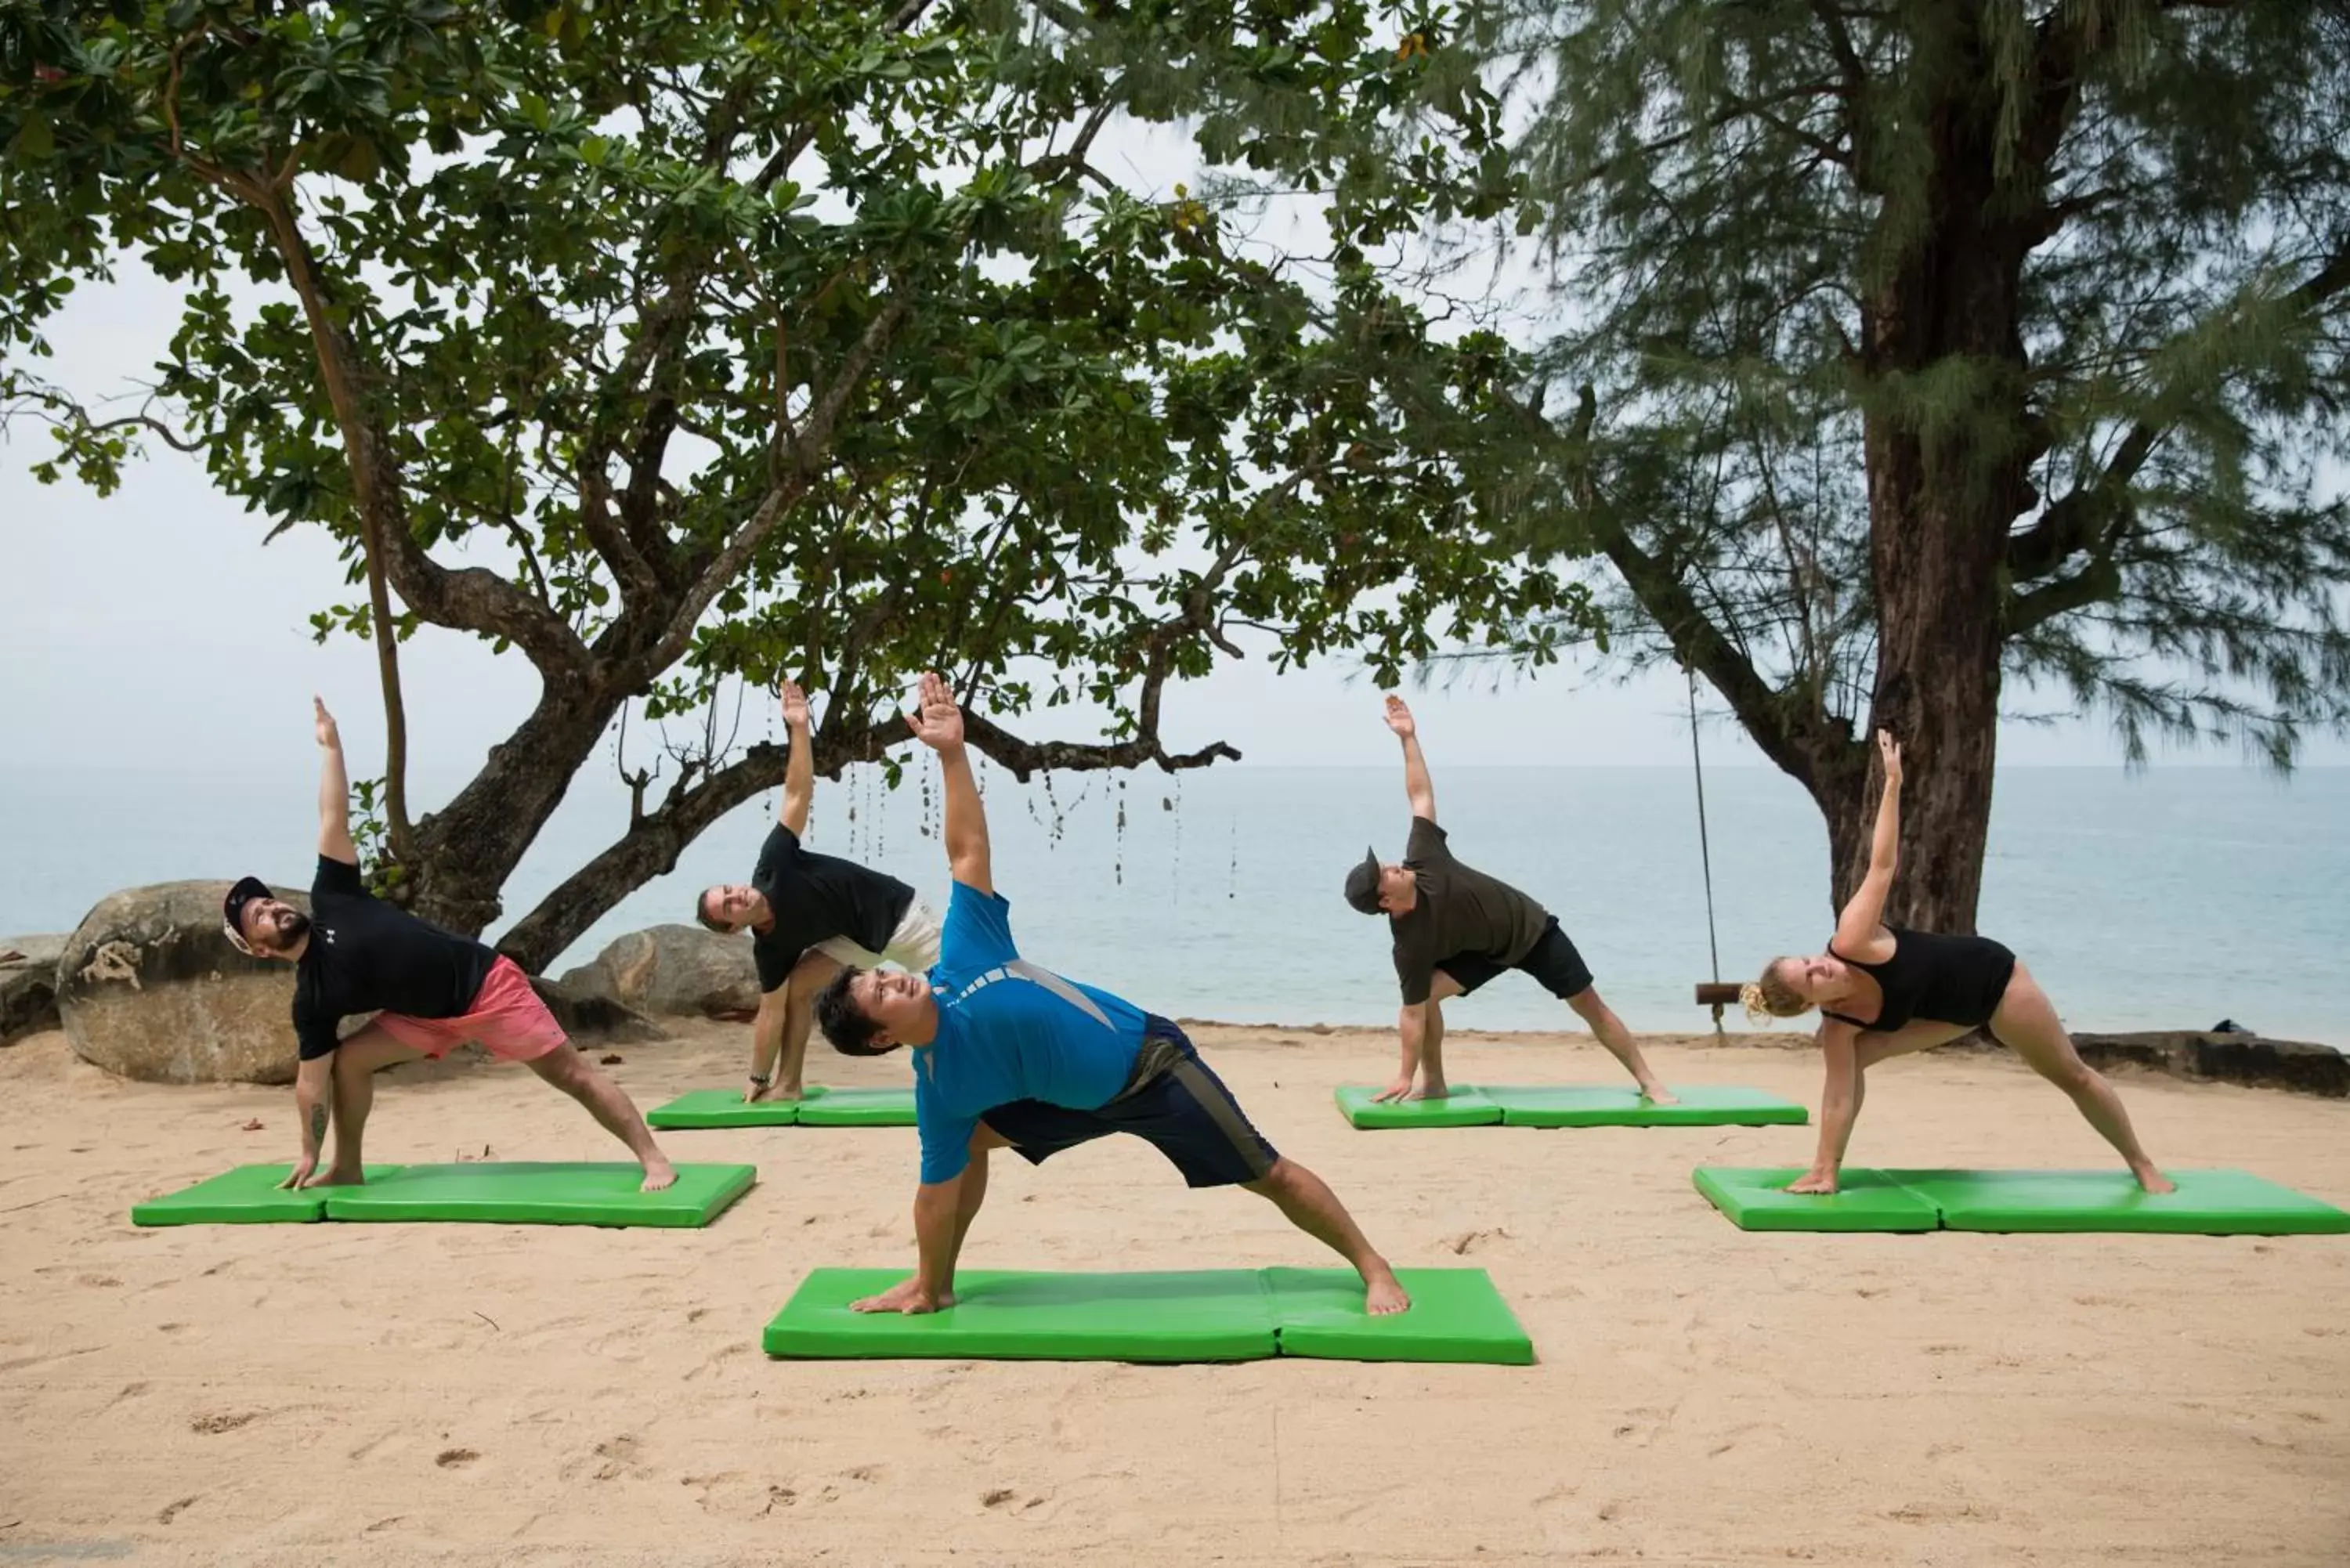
[813,673,1409,1319]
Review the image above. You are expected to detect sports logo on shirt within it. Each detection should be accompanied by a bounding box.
[945,961,1112,1029]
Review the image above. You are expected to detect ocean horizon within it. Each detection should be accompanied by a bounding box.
[4,761,2344,1049]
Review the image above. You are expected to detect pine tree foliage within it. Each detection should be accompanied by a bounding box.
[1488,0,2350,784]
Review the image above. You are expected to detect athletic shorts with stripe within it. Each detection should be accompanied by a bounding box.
[978,1016,1278,1189]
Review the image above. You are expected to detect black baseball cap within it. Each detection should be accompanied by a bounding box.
[222,876,272,954]
[1343,848,1384,916]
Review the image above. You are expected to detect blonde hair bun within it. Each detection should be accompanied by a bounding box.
[1738,980,1772,1024]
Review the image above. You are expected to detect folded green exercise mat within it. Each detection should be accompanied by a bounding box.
[1694,1165,2350,1234]
[319,1161,755,1228]
[762,1266,1534,1364]
[645,1084,916,1129]
[131,1164,403,1227]
[1889,1168,2350,1235]
[1333,1085,1502,1129]
[1489,1084,1809,1129]
[763,1267,1279,1361]
[1261,1266,1533,1364]
[1691,1166,1943,1232]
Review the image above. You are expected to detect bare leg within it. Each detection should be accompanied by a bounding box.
[778,949,841,1100]
[1397,971,1465,1101]
[1989,963,2172,1192]
[1567,986,1675,1102]
[527,1046,677,1191]
[1242,1158,1409,1314]
[1412,991,1451,1100]
[313,1026,426,1186]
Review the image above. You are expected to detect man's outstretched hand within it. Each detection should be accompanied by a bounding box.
[1383,694,1416,740]
[313,696,341,750]
[904,671,964,753]
[781,678,812,732]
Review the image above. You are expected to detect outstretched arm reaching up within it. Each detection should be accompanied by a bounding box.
[1832,731,1902,952]
[777,680,815,837]
[907,672,990,896]
[314,698,357,866]
[1386,695,1435,823]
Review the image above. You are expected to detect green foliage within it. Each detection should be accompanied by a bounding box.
[0,0,1592,773]
[1472,0,2350,767]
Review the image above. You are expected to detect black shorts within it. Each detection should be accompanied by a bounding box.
[1436,917,1594,1001]
[979,1018,1279,1189]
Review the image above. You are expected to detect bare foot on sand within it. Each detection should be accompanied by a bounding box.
[639,1159,678,1194]
[1363,1267,1411,1316]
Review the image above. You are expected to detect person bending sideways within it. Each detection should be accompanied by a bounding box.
[814,673,1411,1317]
[1741,730,2172,1195]
[1343,695,1672,1106]
[223,699,675,1192]
[696,679,941,1103]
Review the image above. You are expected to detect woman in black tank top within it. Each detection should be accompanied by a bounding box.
[1737,732,2171,1196]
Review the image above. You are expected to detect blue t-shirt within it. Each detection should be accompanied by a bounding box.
[911,881,1147,1183]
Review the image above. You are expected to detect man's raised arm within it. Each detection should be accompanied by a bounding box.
[778,679,815,837]
[1385,695,1436,823]
[906,671,990,895]
[314,698,358,865]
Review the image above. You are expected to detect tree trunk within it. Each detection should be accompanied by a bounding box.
[403,685,624,939]
[1846,78,2042,934]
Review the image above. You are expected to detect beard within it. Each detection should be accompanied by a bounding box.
[268,909,313,951]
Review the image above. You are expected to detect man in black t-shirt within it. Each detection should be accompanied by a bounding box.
[695,680,941,1103]
[1341,695,1675,1107]
[222,699,675,1191]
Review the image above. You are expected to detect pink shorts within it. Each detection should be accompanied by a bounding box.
[372,956,568,1063]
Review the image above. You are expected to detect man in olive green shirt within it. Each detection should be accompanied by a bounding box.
[1343,696,1674,1105]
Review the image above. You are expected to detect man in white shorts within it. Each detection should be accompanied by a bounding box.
[697,680,939,1102]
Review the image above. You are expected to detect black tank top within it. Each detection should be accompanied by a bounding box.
[1823,927,2018,1032]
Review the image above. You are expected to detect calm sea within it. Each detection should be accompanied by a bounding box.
[3,763,2343,1047]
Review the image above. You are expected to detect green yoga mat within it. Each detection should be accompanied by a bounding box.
[1892,1168,2350,1235]
[762,1266,1533,1364]
[1262,1266,1533,1364]
[131,1164,403,1227]
[1333,1085,1503,1129]
[645,1085,916,1129]
[320,1162,755,1227]
[1491,1085,1810,1129]
[1691,1166,1943,1232]
[794,1087,916,1127]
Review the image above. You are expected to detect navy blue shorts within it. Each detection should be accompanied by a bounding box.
[1437,917,1594,1001]
[978,1019,1279,1189]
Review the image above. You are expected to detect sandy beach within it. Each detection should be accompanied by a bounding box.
[2,1021,2345,1567]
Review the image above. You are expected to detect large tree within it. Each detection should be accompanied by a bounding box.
[1,0,1578,967]
[1481,0,2350,926]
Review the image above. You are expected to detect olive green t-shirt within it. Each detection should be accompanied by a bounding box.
[1388,818,1549,1006]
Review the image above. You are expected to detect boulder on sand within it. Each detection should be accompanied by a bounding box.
[1,934,67,1046]
[58,882,309,1084]
[557,924,761,1021]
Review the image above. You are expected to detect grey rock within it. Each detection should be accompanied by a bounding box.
[1,934,67,1046]
[566,924,761,1020]
[57,882,309,1084]
[2071,1030,2347,1098]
